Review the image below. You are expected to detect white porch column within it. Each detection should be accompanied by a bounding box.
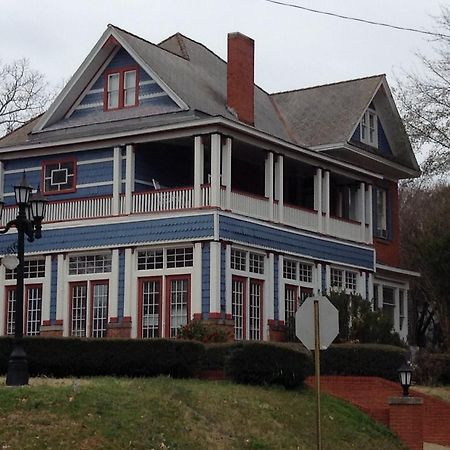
[278,255,285,322]
[275,154,284,222]
[367,272,374,302]
[56,255,68,336]
[0,263,5,334]
[359,182,366,242]
[325,264,331,294]
[265,152,274,221]
[41,255,52,323]
[225,244,232,316]
[359,271,367,299]
[210,134,221,207]
[366,184,373,244]
[192,242,203,317]
[124,144,135,215]
[109,249,119,320]
[315,262,322,295]
[209,241,221,314]
[194,136,205,208]
[314,168,323,232]
[265,253,275,338]
[322,170,330,234]
[222,137,232,210]
[0,161,4,201]
[112,146,121,215]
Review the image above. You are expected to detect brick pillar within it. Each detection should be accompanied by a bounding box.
[40,320,64,337]
[268,320,285,342]
[106,317,132,338]
[388,397,423,450]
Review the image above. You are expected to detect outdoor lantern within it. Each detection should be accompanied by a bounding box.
[30,188,47,220]
[14,172,33,205]
[398,362,413,397]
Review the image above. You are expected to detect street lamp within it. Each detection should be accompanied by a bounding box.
[398,362,413,397]
[0,172,47,386]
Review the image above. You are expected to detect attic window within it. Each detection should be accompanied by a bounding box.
[104,67,138,110]
[360,109,378,147]
[42,159,76,194]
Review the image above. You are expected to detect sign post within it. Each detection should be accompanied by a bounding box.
[296,295,339,450]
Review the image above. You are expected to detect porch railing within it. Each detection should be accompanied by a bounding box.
[133,187,193,213]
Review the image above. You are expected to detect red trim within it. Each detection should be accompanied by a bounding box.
[225,313,233,320]
[42,320,52,326]
[250,278,264,340]
[208,312,221,319]
[104,65,140,111]
[232,275,247,340]
[267,319,285,327]
[165,275,191,338]
[90,280,109,338]
[137,276,162,338]
[69,281,87,337]
[193,313,202,320]
[41,157,77,196]
[24,283,43,336]
[102,36,119,48]
[122,316,132,323]
[330,214,361,225]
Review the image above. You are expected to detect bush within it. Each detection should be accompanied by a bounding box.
[224,342,313,389]
[201,342,244,370]
[320,343,408,381]
[328,291,404,346]
[414,352,450,385]
[177,320,233,343]
[0,337,204,378]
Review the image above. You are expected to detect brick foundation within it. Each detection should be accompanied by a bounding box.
[39,324,64,337]
[106,320,132,338]
[389,397,423,450]
[268,320,285,342]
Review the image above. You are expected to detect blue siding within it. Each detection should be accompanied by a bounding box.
[219,216,374,270]
[202,243,210,318]
[274,255,279,320]
[118,249,125,319]
[220,245,226,314]
[50,255,58,323]
[378,119,392,155]
[69,47,179,121]
[351,124,360,142]
[0,215,215,254]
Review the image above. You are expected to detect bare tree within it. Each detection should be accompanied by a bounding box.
[394,8,450,178]
[0,58,50,137]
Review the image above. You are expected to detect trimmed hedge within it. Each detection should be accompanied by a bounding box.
[224,342,313,389]
[201,342,243,370]
[319,343,408,381]
[0,337,204,378]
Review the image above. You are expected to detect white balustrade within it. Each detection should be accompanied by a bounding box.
[230,191,270,220]
[132,188,193,213]
[284,204,318,231]
[201,185,211,207]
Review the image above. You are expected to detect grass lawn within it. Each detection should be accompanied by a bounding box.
[0,377,404,450]
[413,385,450,402]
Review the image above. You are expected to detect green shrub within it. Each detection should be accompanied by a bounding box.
[320,343,408,381]
[177,320,233,343]
[328,291,404,346]
[0,337,204,378]
[224,342,313,389]
[201,342,243,370]
[414,352,450,385]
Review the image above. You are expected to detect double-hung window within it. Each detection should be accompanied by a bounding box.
[375,187,388,238]
[105,68,138,110]
[330,267,358,293]
[360,109,378,147]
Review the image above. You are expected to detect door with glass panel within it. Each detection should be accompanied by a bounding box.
[248,279,263,340]
[138,277,162,338]
[232,276,246,340]
[166,275,190,338]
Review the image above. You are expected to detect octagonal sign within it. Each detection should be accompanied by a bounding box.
[295,295,339,350]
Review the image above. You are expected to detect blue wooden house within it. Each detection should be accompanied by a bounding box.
[0,25,420,341]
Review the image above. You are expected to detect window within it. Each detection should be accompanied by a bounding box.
[167,276,190,337]
[231,249,247,271]
[167,247,193,268]
[331,268,358,293]
[360,109,378,147]
[232,277,245,340]
[283,259,296,280]
[399,290,406,331]
[230,248,265,274]
[284,285,313,341]
[139,278,162,338]
[249,253,264,274]
[138,249,164,271]
[5,285,42,336]
[5,258,46,280]
[69,254,112,275]
[42,159,76,194]
[105,68,138,110]
[382,286,395,327]
[70,281,109,338]
[137,247,193,271]
[375,188,388,238]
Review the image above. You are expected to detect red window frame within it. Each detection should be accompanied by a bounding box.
[24,283,43,336]
[4,284,43,336]
[232,275,247,341]
[248,278,264,341]
[165,275,191,338]
[137,276,163,338]
[103,66,139,111]
[41,157,77,195]
[90,280,109,338]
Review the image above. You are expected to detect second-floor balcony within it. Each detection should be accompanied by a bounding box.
[0,134,374,245]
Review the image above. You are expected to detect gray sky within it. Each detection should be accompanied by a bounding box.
[0,0,446,93]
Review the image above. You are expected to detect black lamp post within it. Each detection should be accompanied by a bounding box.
[0,172,47,386]
[398,362,413,397]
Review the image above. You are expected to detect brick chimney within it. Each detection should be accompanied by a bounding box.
[227,32,255,126]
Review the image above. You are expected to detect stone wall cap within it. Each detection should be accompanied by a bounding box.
[389,396,423,405]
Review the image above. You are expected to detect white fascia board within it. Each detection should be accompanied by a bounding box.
[1,116,383,179]
[110,28,189,111]
[34,28,114,132]
[376,263,420,278]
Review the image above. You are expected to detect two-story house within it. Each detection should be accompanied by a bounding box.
[0,25,420,342]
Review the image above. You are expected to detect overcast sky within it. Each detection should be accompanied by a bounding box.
[0,0,446,94]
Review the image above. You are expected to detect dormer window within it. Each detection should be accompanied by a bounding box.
[360,109,378,147]
[104,68,138,110]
